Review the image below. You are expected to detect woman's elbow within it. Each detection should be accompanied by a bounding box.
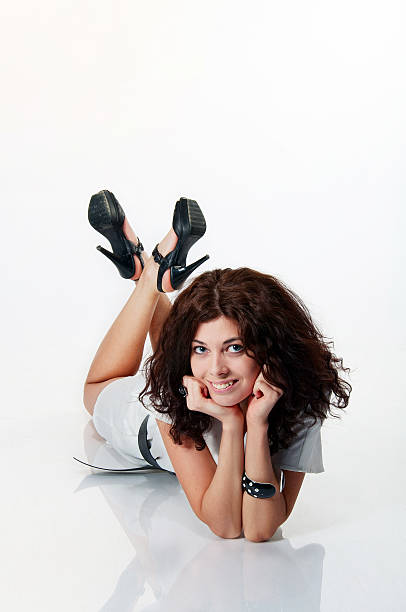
[245,533,271,543]
[243,528,277,542]
[209,525,242,539]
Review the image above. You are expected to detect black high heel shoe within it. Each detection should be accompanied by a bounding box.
[152,197,209,292]
[88,190,145,280]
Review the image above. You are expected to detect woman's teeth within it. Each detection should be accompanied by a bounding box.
[211,380,236,390]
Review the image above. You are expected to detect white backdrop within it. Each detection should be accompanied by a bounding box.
[1,2,405,610]
[1,0,404,509]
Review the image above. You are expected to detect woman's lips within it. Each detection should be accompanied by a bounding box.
[209,380,238,393]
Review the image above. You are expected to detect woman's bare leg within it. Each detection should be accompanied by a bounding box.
[122,215,174,352]
[85,227,177,384]
[149,293,172,353]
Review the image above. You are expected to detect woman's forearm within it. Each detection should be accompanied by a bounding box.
[200,418,245,538]
[242,420,286,541]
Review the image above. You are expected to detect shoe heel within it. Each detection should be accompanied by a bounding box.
[96,245,135,279]
[170,254,210,290]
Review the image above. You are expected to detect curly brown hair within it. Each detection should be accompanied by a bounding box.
[139,267,352,454]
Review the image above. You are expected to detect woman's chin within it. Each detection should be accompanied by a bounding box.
[213,394,247,406]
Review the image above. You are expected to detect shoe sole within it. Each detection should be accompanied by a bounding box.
[183,198,206,236]
[173,198,207,264]
[155,197,209,291]
[88,190,136,258]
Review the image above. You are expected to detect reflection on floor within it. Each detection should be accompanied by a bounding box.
[77,420,324,611]
[3,413,403,611]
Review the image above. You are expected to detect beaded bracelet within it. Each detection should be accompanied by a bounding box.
[242,470,285,499]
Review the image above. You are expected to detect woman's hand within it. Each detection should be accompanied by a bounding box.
[182,375,244,425]
[245,370,284,426]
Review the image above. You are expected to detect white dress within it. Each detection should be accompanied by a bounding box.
[92,371,325,475]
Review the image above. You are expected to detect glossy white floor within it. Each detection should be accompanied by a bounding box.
[2,365,404,611]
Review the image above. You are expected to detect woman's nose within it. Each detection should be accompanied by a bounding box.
[208,353,229,376]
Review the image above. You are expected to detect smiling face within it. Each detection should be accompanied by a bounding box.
[190,316,261,407]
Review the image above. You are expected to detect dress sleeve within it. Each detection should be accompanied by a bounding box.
[271,416,325,474]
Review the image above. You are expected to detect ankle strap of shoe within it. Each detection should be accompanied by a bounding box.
[152,244,163,264]
[129,237,144,256]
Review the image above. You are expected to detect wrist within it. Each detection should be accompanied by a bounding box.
[220,412,245,432]
[246,416,269,431]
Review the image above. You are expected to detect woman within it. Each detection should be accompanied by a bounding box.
[83,190,351,541]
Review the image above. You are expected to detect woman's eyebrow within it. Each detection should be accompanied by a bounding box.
[192,337,243,345]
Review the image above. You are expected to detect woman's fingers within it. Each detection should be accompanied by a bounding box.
[182,375,208,411]
[182,375,223,417]
[257,371,284,397]
[181,375,244,424]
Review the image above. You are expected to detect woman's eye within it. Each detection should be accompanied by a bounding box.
[192,344,243,354]
[193,346,206,354]
[228,344,243,353]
